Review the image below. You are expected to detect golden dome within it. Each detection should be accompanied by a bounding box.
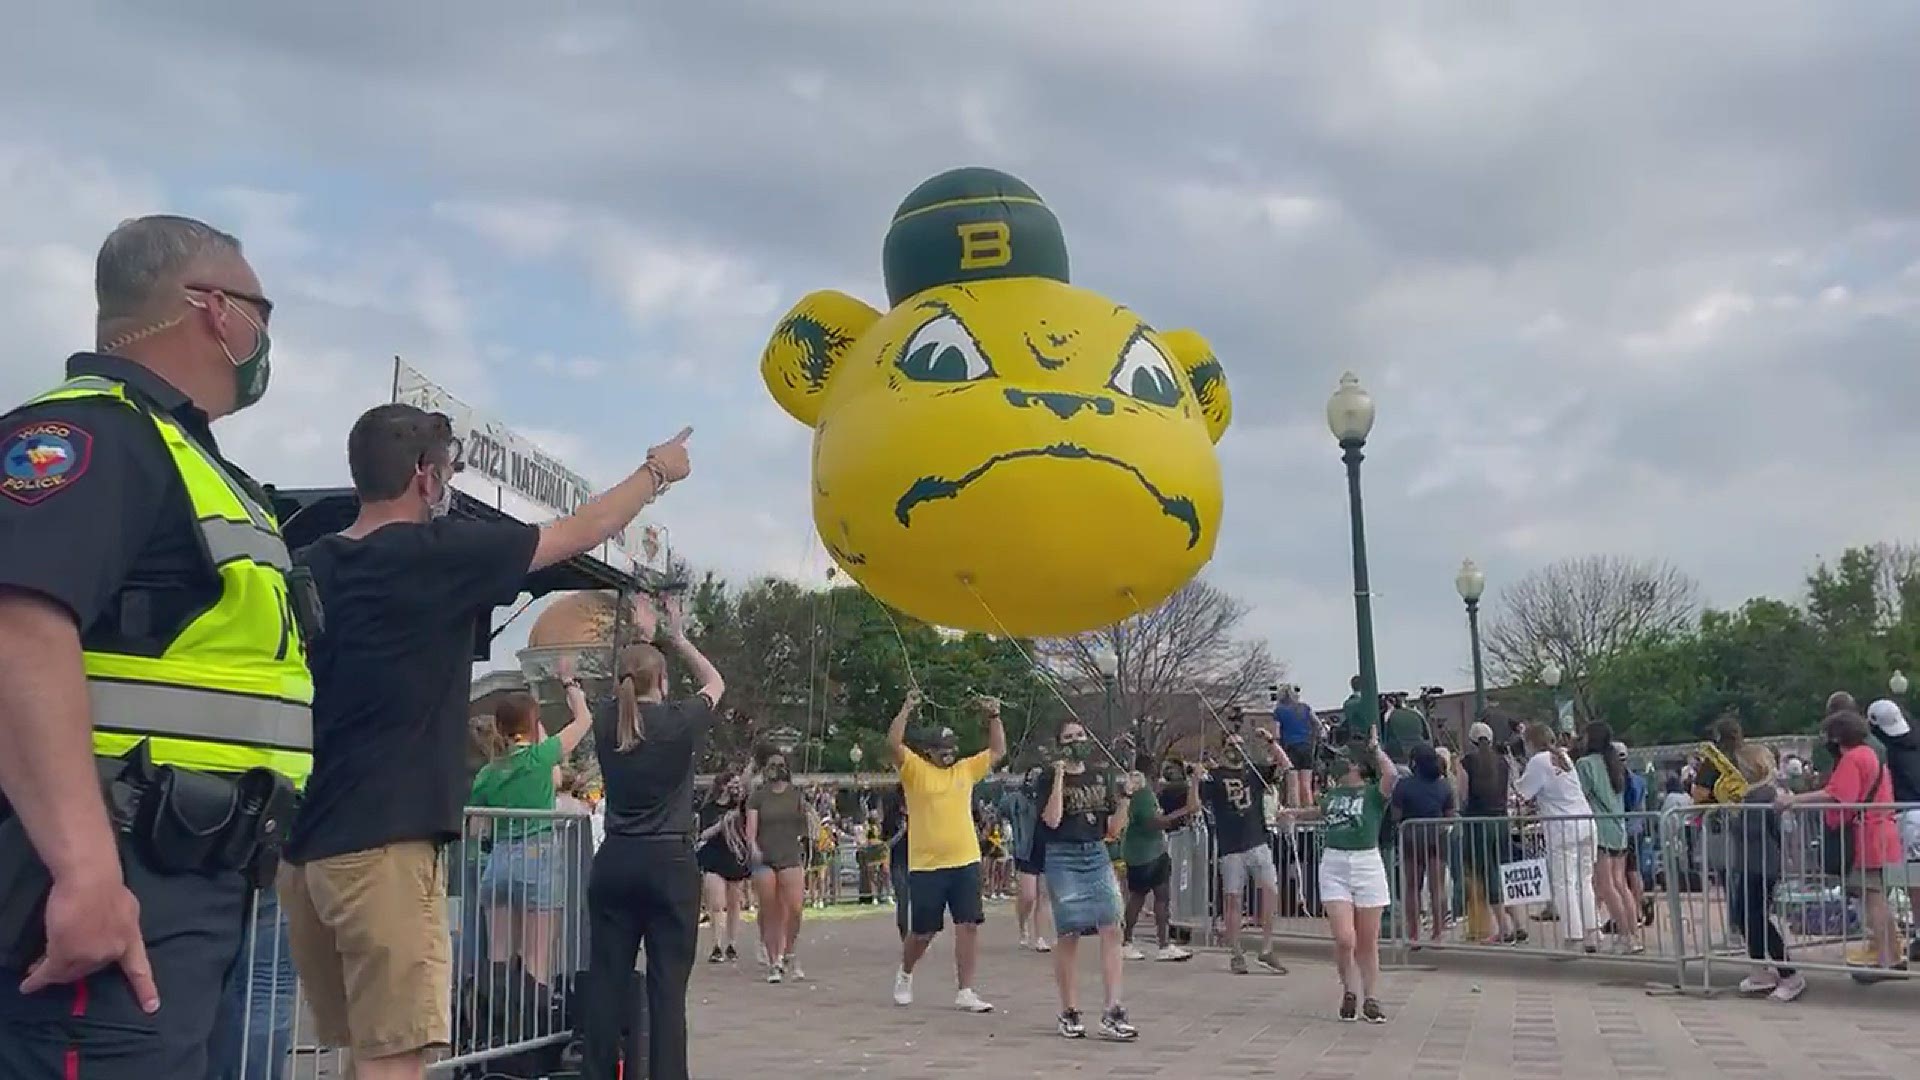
[526,591,623,649]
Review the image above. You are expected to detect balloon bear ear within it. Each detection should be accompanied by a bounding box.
[761,291,883,428]
[1158,328,1232,444]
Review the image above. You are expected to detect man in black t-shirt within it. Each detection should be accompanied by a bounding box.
[278,404,693,1076]
[1198,729,1291,975]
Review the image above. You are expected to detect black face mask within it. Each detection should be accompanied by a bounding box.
[1161,768,1184,786]
[767,764,791,782]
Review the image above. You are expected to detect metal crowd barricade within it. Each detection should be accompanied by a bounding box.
[1270,821,1336,944]
[1166,817,1214,944]
[1386,811,1677,969]
[1673,800,1918,993]
[231,807,593,1079]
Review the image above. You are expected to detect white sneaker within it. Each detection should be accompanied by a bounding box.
[784,955,806,981]
[1737,971,1779,995]
[1770,974,1806,1002]
[893,969,913,1006]
[1155,944,1193,962]
[1033,938,1053,953]
[955,988,994,1013]
[1122,943,1148,961]
[1019,932,1032,950]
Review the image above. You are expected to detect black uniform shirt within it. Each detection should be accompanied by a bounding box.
[0,354,246,650]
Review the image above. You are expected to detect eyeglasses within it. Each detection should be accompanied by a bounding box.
[185,283,275,323]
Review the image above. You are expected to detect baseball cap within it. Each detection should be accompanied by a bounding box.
[1468,722,1494,745]
[1867,699,1910,739]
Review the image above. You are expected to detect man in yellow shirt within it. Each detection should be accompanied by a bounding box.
[889,689,1007,1012]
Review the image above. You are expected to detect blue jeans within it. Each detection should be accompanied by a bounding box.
[206,887,297,1080]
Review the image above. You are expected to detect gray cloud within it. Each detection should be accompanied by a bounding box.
[2,2,1917,703]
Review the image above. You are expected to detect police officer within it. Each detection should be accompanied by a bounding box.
[0,215,312,1078]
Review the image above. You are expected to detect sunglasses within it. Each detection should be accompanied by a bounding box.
[185,283,275,323]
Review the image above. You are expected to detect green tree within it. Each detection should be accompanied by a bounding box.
[676,574,1058,773]
[1583,544,1920,746]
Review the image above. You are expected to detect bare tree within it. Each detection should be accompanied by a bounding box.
[1035,578,1281,759]
[1484,555,1701,719]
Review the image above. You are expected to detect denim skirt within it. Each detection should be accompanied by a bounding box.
[482,832,565,911]
[1042,840,1122,936]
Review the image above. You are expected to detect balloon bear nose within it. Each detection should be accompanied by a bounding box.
[1002,387,1114,420]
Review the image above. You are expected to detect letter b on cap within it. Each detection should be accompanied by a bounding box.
[956,222,1012,270]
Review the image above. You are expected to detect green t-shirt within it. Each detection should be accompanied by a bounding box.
[1120,788,1167,867]
[1320,783,1388,852]
[1341,693,1372,741]
[1575,754,1628,852]
[470,736,564,838]
[1382,707,1429,761]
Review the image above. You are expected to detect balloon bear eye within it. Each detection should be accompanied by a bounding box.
[1107,332,1183,407]
[897,313,995,384]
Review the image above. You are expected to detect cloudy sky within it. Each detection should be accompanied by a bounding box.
[4,3,1916,705]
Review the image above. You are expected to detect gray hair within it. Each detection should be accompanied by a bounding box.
[95,215,243,327]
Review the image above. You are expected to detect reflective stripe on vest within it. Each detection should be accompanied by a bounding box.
[22,377,314,782]
[87,679,311,751]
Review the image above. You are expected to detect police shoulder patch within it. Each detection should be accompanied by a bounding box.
[1,419,93,505]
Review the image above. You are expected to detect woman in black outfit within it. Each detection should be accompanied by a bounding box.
[583,597,728,1080]
[696,770,751,963]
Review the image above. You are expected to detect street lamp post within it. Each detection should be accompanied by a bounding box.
[1542,660,1568,734]
[1455,558,1488,726]
[1327,372,1381,734]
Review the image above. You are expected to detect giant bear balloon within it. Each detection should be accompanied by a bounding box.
[759,167,1232,637]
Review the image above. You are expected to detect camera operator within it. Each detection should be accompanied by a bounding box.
[1272,684,1317,807]
[1380,692,1432,767]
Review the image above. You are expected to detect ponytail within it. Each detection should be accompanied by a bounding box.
[616,673,646,753]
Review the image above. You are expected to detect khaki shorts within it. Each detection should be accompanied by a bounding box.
[279,841,451,1059]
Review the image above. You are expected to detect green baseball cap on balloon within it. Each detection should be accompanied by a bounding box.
[881,166,1072,306]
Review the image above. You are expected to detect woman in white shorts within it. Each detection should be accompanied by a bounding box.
[1283,732,1397,1024]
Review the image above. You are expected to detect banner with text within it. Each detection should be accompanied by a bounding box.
[391,360,664,571]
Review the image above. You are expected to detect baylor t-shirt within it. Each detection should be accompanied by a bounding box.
[1320,783,1389,852]
[1035,768,1113,846]
[1201,764,1279,856]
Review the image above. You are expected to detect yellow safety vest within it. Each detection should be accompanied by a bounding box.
[23,376,314,786]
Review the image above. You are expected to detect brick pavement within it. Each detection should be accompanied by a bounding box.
[684,901,1919,1079]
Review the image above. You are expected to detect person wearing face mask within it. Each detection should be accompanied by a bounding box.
[696,771,752,963]
[0,216,315,1078]
[888,690,1007,1014]
[280,411,692,1080]
[1118,761,1199,961]
[1196,729,1293,976]
[1036,722,1136,1041]
[745,748,809,982]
